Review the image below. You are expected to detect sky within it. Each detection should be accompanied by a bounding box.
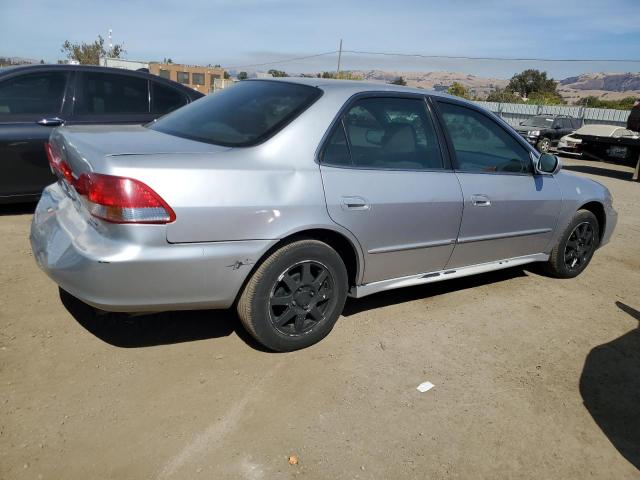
[1,0,639,79]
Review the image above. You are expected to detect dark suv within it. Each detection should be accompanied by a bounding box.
[0,64,203,203]
[514,114,581,153]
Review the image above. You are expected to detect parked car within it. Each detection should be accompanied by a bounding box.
[0,64,203,203]
[627,99,640,133]
[514,114,581,153]
[30,79,617,351]
[558,124,639,157]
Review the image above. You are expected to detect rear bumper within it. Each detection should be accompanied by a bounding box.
[30,184,276,312]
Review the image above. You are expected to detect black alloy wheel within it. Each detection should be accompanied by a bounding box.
[563,221,596,272]
[269,260,334,336]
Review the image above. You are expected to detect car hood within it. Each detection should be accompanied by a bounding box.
[515,125,545,133]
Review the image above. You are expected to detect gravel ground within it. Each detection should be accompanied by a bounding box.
[1,157,638,479]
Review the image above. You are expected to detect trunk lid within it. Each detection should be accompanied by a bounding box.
[50,124,230,176]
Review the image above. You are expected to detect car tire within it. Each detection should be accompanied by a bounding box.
[237,239,348,352]
[537,137,551,153]
[544,209,600,278]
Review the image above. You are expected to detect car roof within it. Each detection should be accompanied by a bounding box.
[0,63,203,98]
[252,76,456,100]
[575,124,621,136]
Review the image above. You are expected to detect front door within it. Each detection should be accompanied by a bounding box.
[434,100,562,268]
[0,70,71,199]
[319,95,463,284]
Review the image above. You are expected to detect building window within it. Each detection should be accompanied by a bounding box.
[210,73,221,82]
[192,73,205,85]
[159,69,170,79]
[176,71,189,84]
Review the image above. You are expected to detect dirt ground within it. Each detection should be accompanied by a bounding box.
[1,157,638,479]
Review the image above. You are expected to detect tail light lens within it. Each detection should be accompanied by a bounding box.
[75,173,176,224]
[44,142,175,224]
[45,142,73,183]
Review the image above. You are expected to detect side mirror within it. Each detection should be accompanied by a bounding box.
[537,153,561,175]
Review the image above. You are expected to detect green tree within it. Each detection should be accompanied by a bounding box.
[577,95,637,110]
[508,69,558,98]
[527,91,565,105]
[61,35,125,65]
[447,82,470,99]
[237,71,248,80]
[486,87,522,103]
[268,69,288,77]
[389,76,407,86]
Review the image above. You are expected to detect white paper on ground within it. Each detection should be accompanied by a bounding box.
[416,381,435,393]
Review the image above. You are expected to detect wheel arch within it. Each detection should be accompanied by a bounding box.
[579,201,606,243]
[233,227,364,305]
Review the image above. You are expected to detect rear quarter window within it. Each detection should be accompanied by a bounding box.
[149,80,322,146]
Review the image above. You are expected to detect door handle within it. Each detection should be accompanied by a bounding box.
[37,117,65,127]
[340,196,370,211]
[471,194,491,207]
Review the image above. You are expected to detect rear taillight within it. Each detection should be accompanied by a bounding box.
[75,173,176,224]
[44,142,175,224]
[45,142,73,183]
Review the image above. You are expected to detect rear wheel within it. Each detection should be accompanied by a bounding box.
[237,240,348,352]
[544,209,599,278]
[537,137,552,153]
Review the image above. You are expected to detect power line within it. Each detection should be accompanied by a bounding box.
[222,48,640,72]
[224,51,338,70]
[342,49,640,64]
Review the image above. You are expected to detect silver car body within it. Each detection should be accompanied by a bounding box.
[30,79,617,312]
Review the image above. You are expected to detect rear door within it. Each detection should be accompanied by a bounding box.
[434,99,562,268]
[68,70,154,125]
[150,81,190,117]
[319,94,463,284]
[0,70,72,198]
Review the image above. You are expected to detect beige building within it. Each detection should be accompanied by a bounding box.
[149,63,227,94]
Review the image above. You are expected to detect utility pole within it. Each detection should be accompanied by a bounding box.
[336,39,343,78]
[108,29,113,50]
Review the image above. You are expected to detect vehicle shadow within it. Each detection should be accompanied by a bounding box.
[562,164,634,181]
[579,301,640,470]
[0,202,37,216]
[343,267,527,316]
[59,289,267,351]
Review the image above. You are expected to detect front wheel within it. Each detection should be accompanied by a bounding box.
[544,209,600,278]
[237,240,348,352]
[537,137,552,153]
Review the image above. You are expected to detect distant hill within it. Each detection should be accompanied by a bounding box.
[558,73,640,104]
[333,70,640,104]
[351,70,508,98]
[560,72,640,91]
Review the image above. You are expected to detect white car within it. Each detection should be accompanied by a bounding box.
[558,124,638,155]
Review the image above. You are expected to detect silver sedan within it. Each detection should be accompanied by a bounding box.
[30,79,617,351]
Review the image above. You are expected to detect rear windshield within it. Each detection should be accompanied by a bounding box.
[148,80,322,147]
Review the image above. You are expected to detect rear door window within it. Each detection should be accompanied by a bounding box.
[325,96,443,170]
[77,71,149,115]
[150,80,321,146]
[151,82,188,115]
[0,71,68,115]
